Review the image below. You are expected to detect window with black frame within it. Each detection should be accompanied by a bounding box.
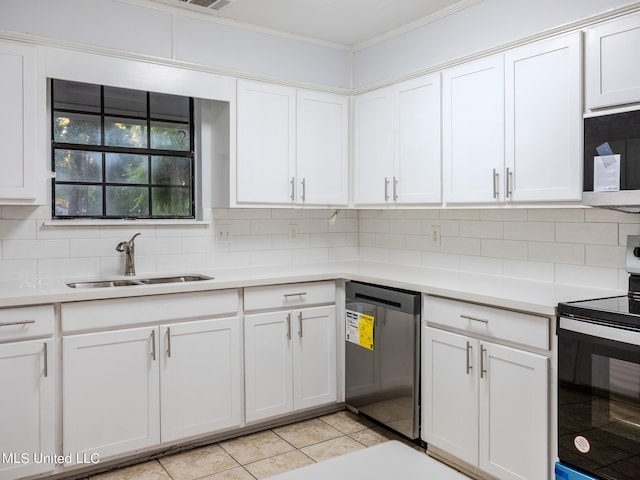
[51,79,195,219]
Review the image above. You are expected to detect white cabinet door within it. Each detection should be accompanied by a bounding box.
[0,41,38,202]
[479,342,548,480]
[160,317,242,443]
[443,56,504,204]
[505,33,582,202]
[353,87,394,204]
[586,11,640,109]
[236,80,296,204]
[0,340,54,480]
[63,327,160,462]
[423,327,478,466]
[395,74,442,204]
[293,305,337,410]
[244,311,294,423]
[297,90,349,205]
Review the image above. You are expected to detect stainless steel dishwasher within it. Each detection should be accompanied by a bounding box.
[345,281,421,440]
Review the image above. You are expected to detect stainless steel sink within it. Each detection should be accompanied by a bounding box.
[67,274,213,288]
[138,275,213,285]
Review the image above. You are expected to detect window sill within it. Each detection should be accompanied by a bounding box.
[43,219,211,227]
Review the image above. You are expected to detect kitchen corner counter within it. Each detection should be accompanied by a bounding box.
[0,261,624,316]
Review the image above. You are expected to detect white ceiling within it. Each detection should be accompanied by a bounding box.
[149,0,475,47]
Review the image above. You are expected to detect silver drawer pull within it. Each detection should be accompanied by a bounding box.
[0,319,36,327]
[151,330,156,361]
[480,344,487,378]
[284,292,307,299]
[167,327,172,358]
[460,314,489,324]
[465,341,472,375]
[44,342,48,378]
[286,313,292,340]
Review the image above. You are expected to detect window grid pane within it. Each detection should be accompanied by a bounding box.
[51,80,194,219]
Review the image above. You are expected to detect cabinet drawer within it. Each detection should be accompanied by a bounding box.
[62,290,239,333]
[0,305,54,342]
[424,296,549,350]
[244,281,335,312]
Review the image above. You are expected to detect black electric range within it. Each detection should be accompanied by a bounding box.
[558,294,640,332]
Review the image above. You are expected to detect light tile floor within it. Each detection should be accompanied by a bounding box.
[89,411,422,480]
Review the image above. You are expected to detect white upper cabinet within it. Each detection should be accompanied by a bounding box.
[395,74,442,204]
[236,80,349,206]
[0,40,41,204]
[354,73,441,205]
[297,89,349,205]
[505,33,582,202]
[353,88,394,204]
[236,80,296,204]
[443,55,504,204]
[586,11,640,110]
[444,34,582,205]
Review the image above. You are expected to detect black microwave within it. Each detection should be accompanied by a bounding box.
[583,109,640,212]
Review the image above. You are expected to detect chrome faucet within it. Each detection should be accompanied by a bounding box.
[116,233,141,276]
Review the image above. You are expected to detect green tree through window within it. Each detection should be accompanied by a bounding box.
[51,80,194,219]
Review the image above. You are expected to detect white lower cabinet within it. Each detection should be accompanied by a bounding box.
[422,297,549,480]
[62,291,241,463]
[244,282,337,423]
[160,318,242,443]
[63,327,161,461]
[0,306,55,480]
[245,305,337,423]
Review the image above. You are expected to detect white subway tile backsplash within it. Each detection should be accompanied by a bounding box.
[0,207,631,290]
[481,239,528,259]
[3,239,69,260]
[459,221,503,239]
[528,208,585,222]
[460,255,503,276]
[503,259,555,283]
[556,222,619,245]
[441,236,481,255]
[503,222,554,242]
[528,242,585,265]
[0,220,36,240]
[556,263,620,289]
[422,251,460,270]
[585,244,626,269]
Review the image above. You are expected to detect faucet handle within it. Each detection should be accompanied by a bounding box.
[129,232,142,245]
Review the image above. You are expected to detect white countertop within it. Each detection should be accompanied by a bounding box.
[0,261,624,315]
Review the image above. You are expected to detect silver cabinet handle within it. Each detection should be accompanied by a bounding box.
[290,177,295,202]
[480,344,487,378]
[506,167,513,198]
[465,341,472,375]
[492,169,499,199]
[298,311,303,338]
[393,176,398,201]
[44,342,48,378]
[301,177,306,203]
[284,292,307,299]
[384,177,390,201]
[0,319,36,327]
[286,313,292,340]
[151,330,156,361]
[460,314,489,324]
[166,327,172,358]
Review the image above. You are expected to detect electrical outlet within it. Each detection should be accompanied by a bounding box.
[215,224,231,244]
[288,224,299,242]
[430,225,441,247]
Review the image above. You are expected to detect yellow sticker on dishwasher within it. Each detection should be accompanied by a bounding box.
[346,310,375,350]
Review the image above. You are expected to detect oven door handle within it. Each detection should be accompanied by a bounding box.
[560,317,640,346]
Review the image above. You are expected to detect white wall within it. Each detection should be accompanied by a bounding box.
[353,0,637,88]
[0,0,351,89]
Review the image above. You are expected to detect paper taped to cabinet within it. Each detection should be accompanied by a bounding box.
[594,154,621,192]
[346,309,374,350]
